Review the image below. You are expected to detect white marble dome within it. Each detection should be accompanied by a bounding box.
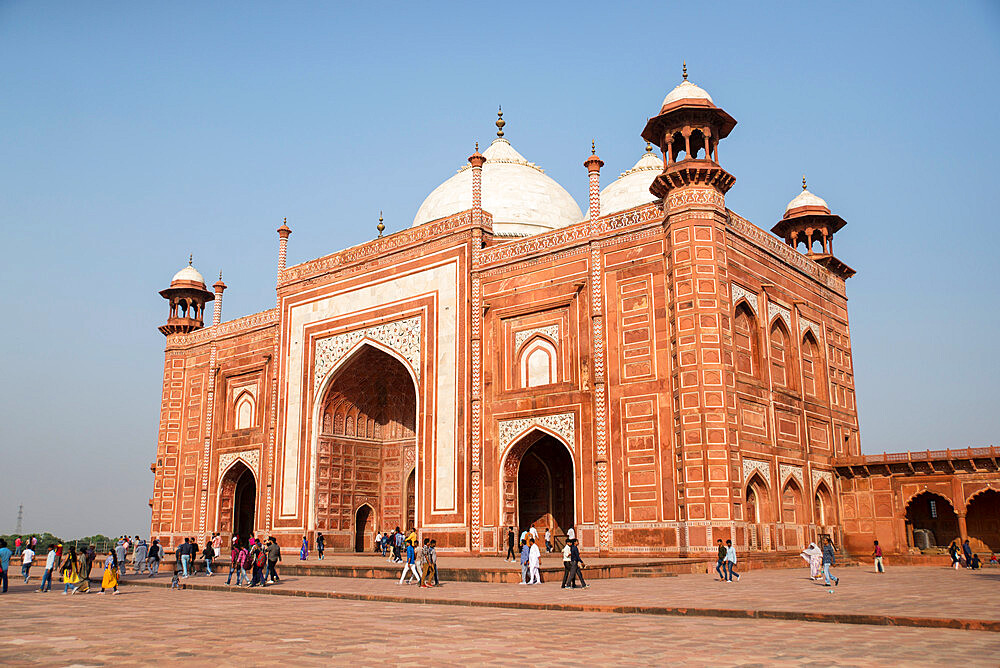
[412,137,583,237]
[662,80,714,108]
[785,188,829,213]
[595,147,663,217]
[171,263,205,285]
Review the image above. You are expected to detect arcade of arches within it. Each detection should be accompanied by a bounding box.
[315,345,417,551]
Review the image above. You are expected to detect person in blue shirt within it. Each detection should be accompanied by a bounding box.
[518,539,530,585]
[822,537,840,587]
[0,539,13,593]
[398,539,420,584]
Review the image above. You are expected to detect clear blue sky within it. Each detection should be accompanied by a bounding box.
[1,1,997,537]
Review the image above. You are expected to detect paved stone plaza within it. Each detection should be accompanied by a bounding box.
[1,565,997,666]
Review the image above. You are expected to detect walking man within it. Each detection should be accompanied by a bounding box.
[567,538,588,589]
[148,539,162,576]
[38,544,56,592]
[133,538,148,575]
[872,540,885,573]
[266,537,281,583]
[822,537,839,587]
[715,539,727,581]
[518,539,530,585]
[178,538,192,578]
[544,527,552,553]
[962,539,974,568]
[724,539,740,582]
[0,539,12,593]
[398,539,420,585]
[202,540,215,576]
[528,537,541,584]
[561,540,572,588]
[21,543,35,583]
[505,526,517,562]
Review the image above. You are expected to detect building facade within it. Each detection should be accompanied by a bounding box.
[149,73,993,556]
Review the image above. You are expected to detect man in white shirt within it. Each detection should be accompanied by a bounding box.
[21,546,35,583]
[544,528,552,553]
[529,525,539,543]
[567,526,576,542]
[38,546,56,592]
[527,537,541,585]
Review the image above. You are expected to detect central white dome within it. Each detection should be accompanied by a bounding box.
[412,137,583,236]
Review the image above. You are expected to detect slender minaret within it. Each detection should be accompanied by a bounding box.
[468,139,488,552]
[584,140,604,221]
[469,141,486,224]
[212,271,226,326]
[277,218,291,283]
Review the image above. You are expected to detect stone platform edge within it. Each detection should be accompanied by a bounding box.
[123,578,1000,634]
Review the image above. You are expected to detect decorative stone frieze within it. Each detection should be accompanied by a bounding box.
[497,412,575,454]
[219,449,260,478]
[313,317,421,395]
[514,324,559,351]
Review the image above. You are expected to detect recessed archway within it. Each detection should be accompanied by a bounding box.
[905,491,959,548]
[354,504,375,553]
[313,342,418,550]
[502,430,575,543]
[966,489,1000,552]
[219,461,256,546]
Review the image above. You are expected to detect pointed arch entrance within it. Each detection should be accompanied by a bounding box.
[313,342,418,550]
[966,489,1000,552]
[354,504,375,552]
[502,430,575,541]
[905,491,959,548]
[219,461,256,545]
[745,473,771,550]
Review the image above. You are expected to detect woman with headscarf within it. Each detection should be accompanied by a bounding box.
[800,542,822,579]
[60,546,82,595]
[100,551,120,594]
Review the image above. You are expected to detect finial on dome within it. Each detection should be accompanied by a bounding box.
[802,175,808,190]
[645,141,652,152]
[218,270,223,281]
[475,141,479,152]
[496,106,505,138]
[377,211,385,237]
[188,254,193,266]
[591,139,596,155]
[682,61,688,81]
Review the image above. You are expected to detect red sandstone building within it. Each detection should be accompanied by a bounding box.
[149,72,999,556]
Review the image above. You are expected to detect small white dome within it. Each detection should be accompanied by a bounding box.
[412,137,583,236]
[593,148,662,217]
[784,189,829,213]
[171,264,205,285]
[662,80,714,107]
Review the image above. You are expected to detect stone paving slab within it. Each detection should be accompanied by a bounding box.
[121,564,1000,632]
[1,585,998,666]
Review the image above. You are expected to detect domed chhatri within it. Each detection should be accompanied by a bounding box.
[595,143,663,217]
[659,62,715,110]
[771,178,855,279]
[158,256,216,335]
[412,110,583,237]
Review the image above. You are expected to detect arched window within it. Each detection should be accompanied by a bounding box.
[769,320,792,390]
[346,415,355,437]
[733,303,759,378]
[234,392,254,430]
[519,337,558,388]
[801,331,823,399]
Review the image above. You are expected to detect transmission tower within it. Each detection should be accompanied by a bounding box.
[15,504,23,534]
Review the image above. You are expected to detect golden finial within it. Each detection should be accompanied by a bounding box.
[496,106,505,138]
[645,141,652,152]
[377,211,385,237]
[802,175,808,190]
[218,270,223,280]
[283,216,287,225]
[188,254,193,265]
[475,141,479,152]
[591,139,596,155]
[682,61,688,81]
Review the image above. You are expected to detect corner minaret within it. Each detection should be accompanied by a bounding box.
[772,178,856,279]
[640,66,741,531]
[158,256,215,335]
[584,140,604,221]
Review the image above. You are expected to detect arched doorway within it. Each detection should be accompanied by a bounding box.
[966,489,1000,552]
[510,433,574,539]
[781,479,804,524]
[219,461,256,545]
[355,504,375,552]
[404,468,416,530]
[315,343,418,549]
[745,473,771,550]
[814,482,834,526]
[905,491,959,548]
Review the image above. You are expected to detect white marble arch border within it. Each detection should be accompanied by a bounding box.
[308,338,421,534]
[215,451,260,535]
[496,413,578,531]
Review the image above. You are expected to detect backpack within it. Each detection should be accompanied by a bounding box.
[255,550,266,568]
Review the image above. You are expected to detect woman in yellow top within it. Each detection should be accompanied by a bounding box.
[60,546,81,595]
[405,528,418,547]
[100,552,120,595]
